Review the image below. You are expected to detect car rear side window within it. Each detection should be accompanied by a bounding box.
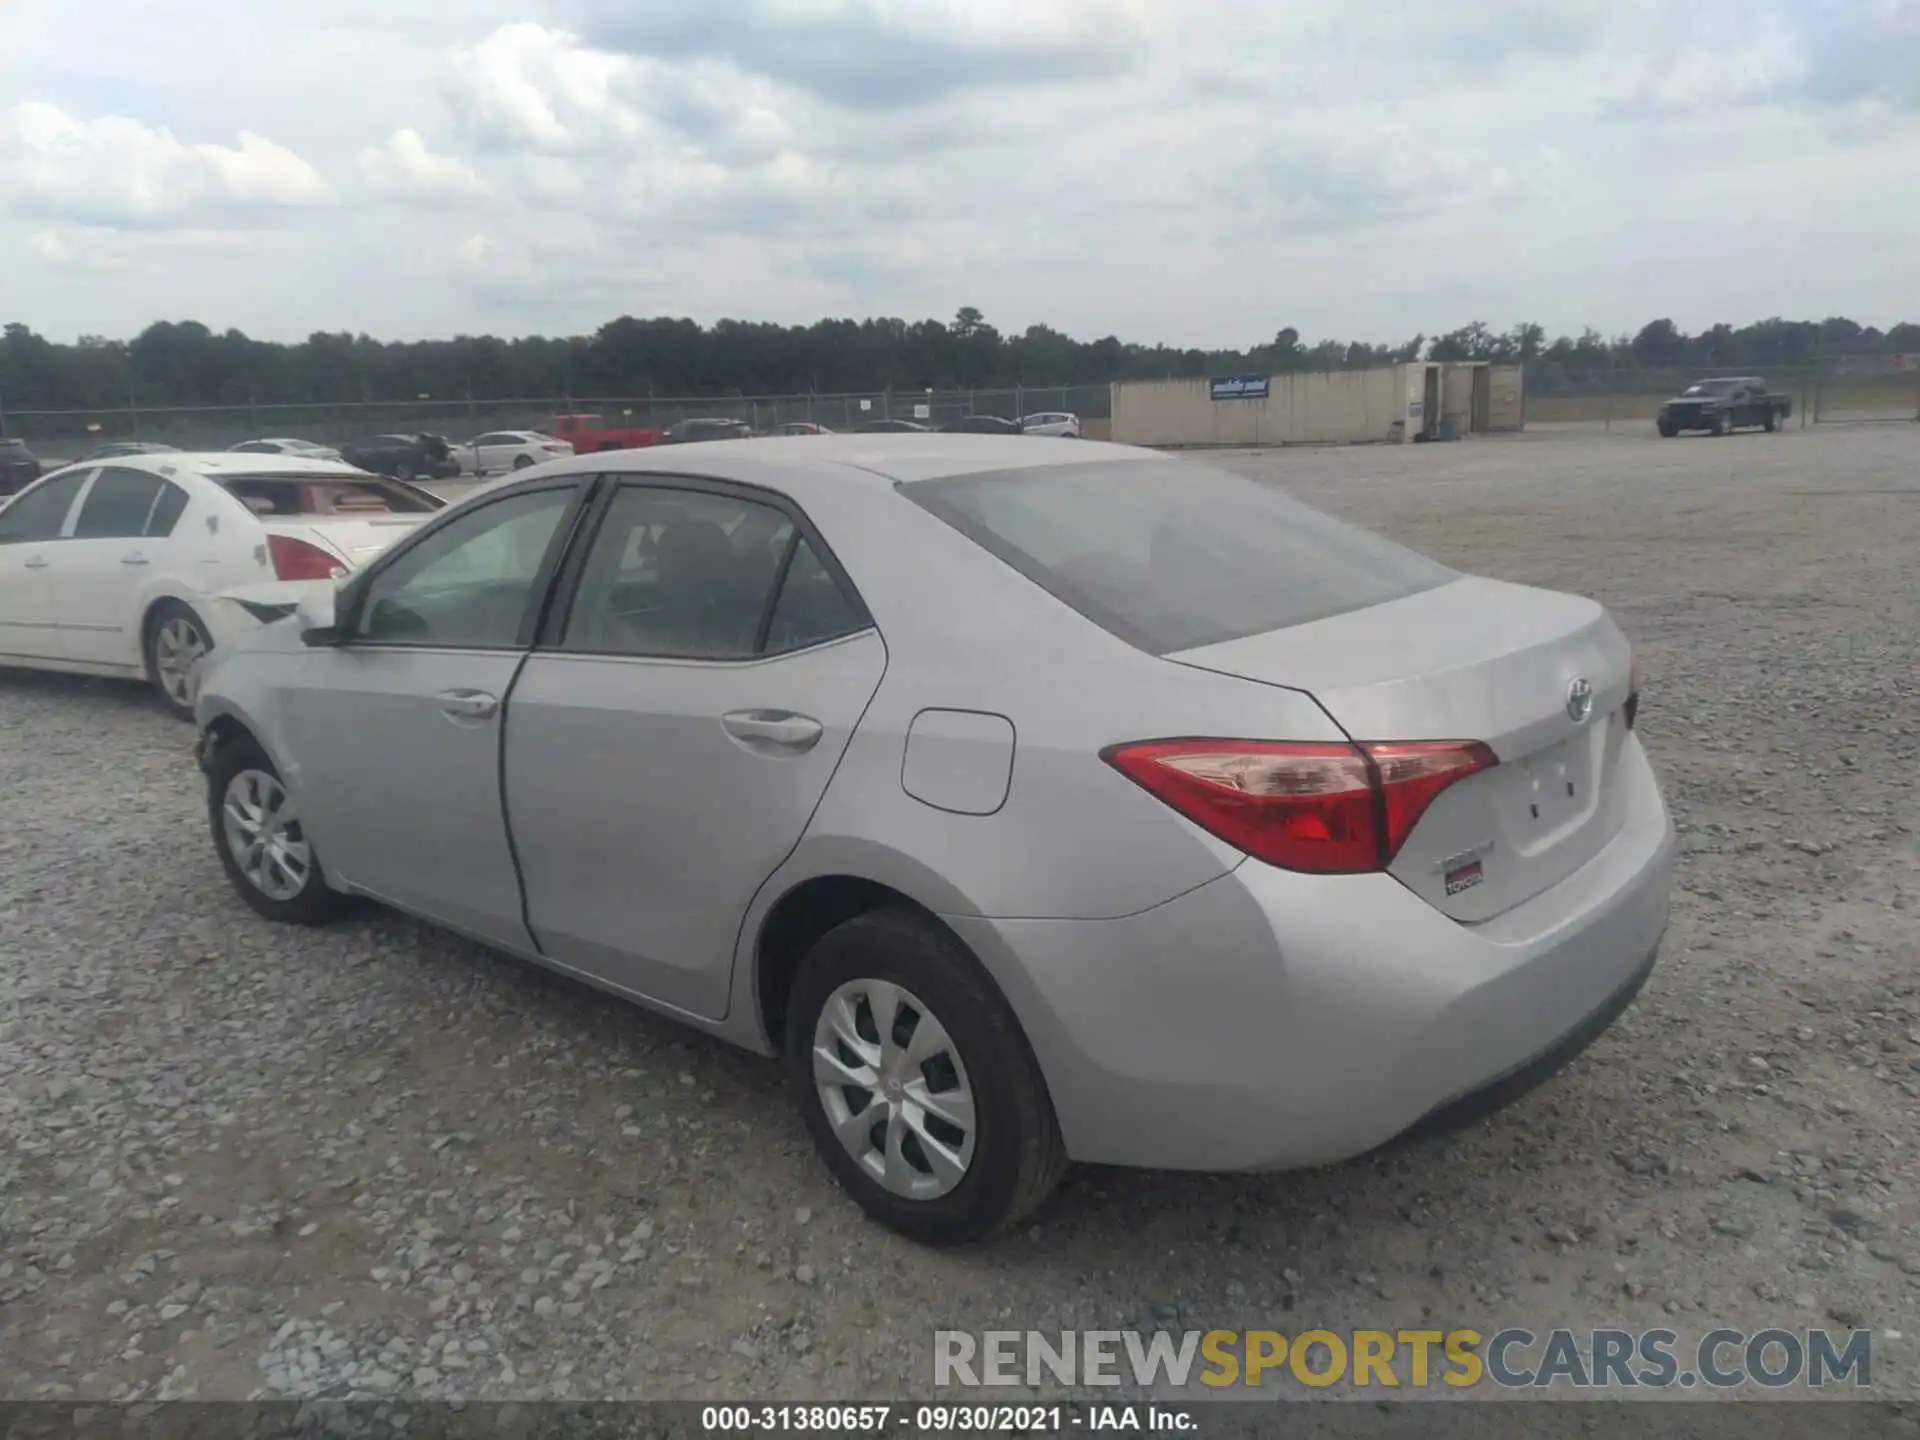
[73,467,169,539]
[903,459,1456,654]
[218,476,438,517]
[146,480,189,536]
[562,485,865,659]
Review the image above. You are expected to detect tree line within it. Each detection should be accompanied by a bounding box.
[2,310,1915,415]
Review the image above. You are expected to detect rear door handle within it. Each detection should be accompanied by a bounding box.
[121,552,150,566]
[721,709,824,754]
[23,556,49,570]
[437,688,499,720]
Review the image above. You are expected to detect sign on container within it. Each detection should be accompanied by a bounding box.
[1210,375,1270,401]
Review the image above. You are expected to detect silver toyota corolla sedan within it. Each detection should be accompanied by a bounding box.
[193,436,1675,1245]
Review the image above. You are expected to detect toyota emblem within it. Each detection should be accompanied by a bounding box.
[1565,677,1595,723]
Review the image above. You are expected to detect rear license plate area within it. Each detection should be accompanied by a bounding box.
[1514,733,1590,831]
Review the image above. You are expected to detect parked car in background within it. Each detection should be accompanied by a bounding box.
[1655,378,1792,437]
[191,436,1671,1246]
[228,438,345,463]
[1018,412,1082,438]
[850,417,931,433]
[0,454,437,718]
[337,433,461,482]
[550,413,666,454]
[662,418,754,444]
[773,422,834,436]
[1,439,43,497]
[943,415,1022,435]
[456,430,575,476]
[83,441,181,462]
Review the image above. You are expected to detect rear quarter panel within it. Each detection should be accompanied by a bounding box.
[724,471,1352,1036]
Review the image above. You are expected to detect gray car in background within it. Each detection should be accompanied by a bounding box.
[193,437,1675,1244]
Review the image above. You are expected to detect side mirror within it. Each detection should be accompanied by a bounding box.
[298,586,343,647]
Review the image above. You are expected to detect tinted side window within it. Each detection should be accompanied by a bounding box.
[0,471,90,542]
[147,481,189,536]
[906,459,1455,654]
[563,487,797,659]
[356,487,575,649]
[764,536,865,654]
[74,468,167,539]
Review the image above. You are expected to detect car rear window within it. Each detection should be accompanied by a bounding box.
[902,459,1456,653]
[216,475,439,518]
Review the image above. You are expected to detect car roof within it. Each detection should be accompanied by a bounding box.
[528,434,1135,491]
[60,452,377,480]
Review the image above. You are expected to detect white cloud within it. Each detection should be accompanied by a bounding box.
[0,102,334,228]
[357,129,489,204]
[445,23,804,165]
[27,228,130,273]
[571,0,1149,106]
[448,23,654,153]
[453,232,549,299]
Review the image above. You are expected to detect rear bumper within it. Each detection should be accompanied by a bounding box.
[1375,935,1659,1153]
[949,737,1676,1172]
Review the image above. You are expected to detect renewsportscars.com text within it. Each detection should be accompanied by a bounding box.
[934,1327,1873,1392]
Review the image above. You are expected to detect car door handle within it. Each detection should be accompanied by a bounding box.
[23,555,49,569]
[121,552,150,566]
[721,709,824,753]
[437,689,499,720]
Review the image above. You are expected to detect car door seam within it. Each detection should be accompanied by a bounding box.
[495,646,546,957]
[725,628,893,1025]
[497,475,607,955]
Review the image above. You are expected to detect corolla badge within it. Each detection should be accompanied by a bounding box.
[1565,677,1595,723]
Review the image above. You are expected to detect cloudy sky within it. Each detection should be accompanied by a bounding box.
[1,0,1915,346]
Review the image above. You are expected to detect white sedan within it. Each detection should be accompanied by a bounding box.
[228,437,345,463]
[456,430,575,477]
[0,453,436,717]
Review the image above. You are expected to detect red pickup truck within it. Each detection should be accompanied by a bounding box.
[551,413,666,453]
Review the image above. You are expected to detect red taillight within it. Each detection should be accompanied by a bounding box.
[1104,738,1497,875]
[267,533,347,582]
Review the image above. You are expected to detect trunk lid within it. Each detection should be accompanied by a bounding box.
[266,515,426,567]
[1169,575,1636,922]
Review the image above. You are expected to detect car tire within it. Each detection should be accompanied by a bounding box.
[1711,414,1729,437]
[143,600,213,722]
[512,454,535,470]
[1763,411,1778,432]
[786,909,1067,1246]
[1657,423,1677,438]
[206,733,346,926]
[393,460,417,483]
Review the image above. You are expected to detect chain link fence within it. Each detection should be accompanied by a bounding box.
[7,362,1912,458]
[0,385,1114,461]
[1522,358,1920,429]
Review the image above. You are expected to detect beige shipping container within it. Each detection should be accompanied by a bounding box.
[1112,362,1527,447]
[1111,366,1419,448]
[1487,363,1525,430]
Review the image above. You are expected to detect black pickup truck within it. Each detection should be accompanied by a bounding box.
[1656,377,1792,437]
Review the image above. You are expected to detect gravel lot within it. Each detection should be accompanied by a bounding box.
[2,424,1916,1404]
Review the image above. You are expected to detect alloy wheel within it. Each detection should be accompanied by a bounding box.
[221,769,312,902]
[811,978,978,1200]
[154,616,208,707]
